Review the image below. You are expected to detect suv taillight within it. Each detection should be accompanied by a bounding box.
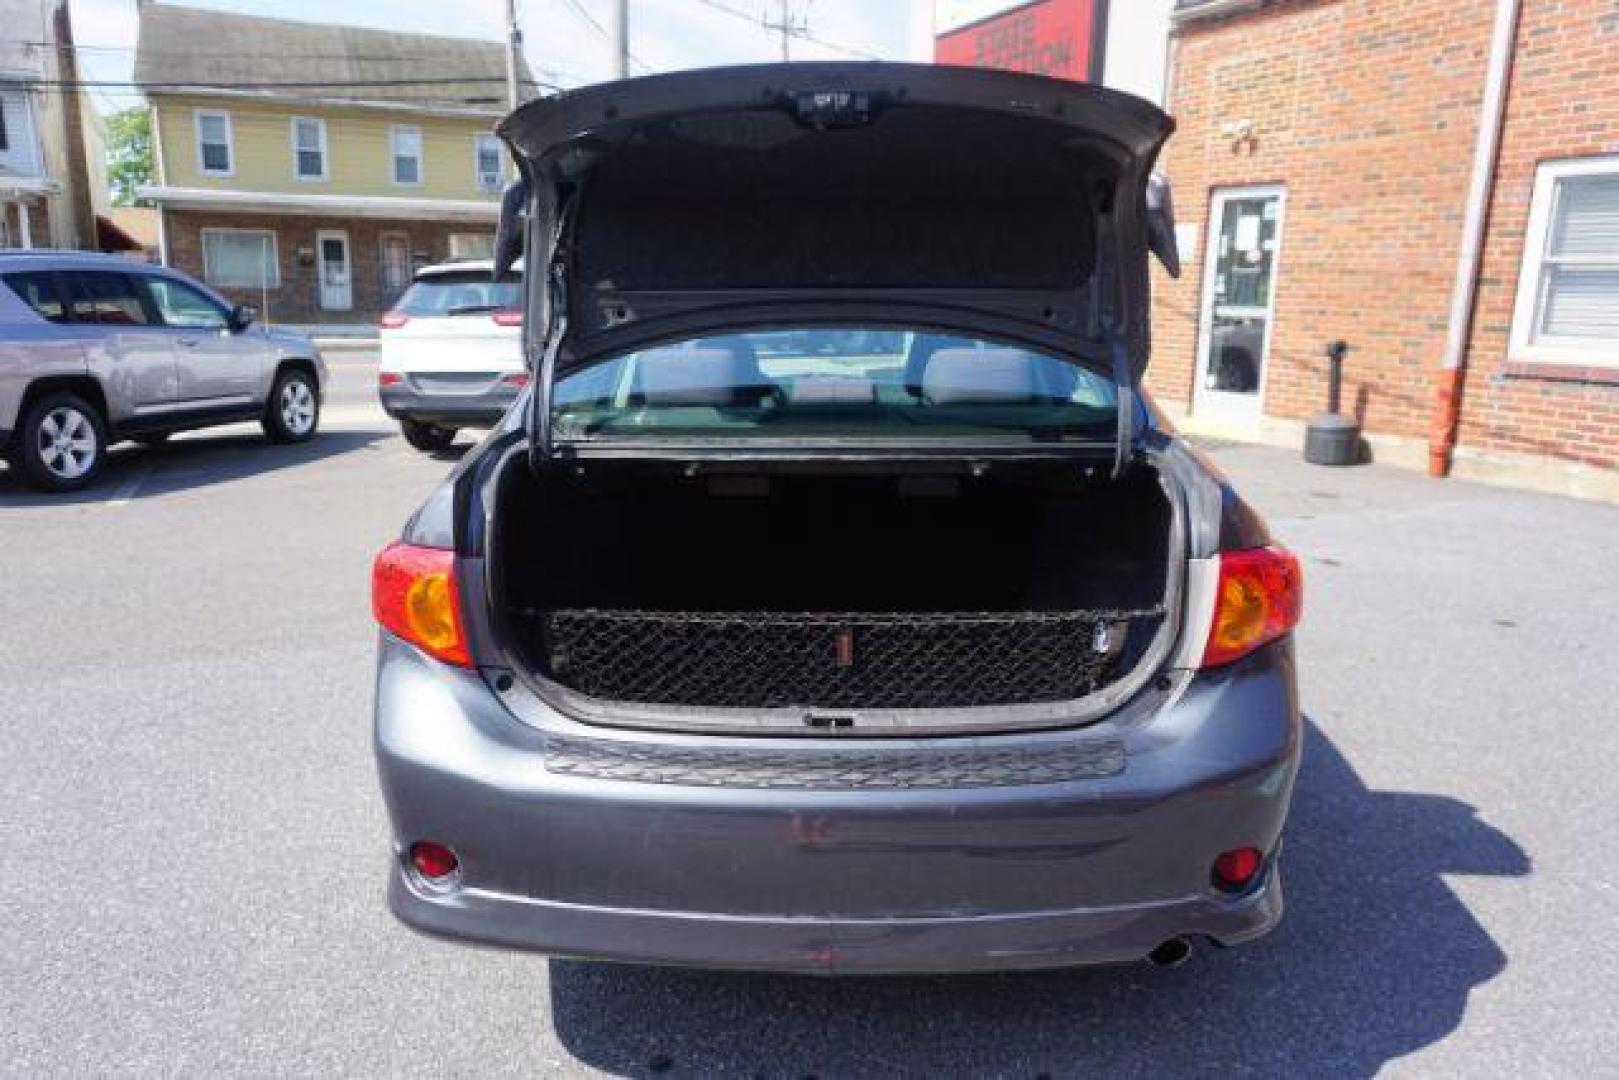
[380,311,409,329]
[372,541,471,667]
[1200,545,1303,669]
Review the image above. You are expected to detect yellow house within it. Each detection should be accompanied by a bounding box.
[135,4,537,325]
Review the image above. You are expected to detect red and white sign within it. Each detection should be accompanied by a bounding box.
[935,0,1102,83]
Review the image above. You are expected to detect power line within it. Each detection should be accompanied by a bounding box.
[687,0,880,61]
[557,0,653,74]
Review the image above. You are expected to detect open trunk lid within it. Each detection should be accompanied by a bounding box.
[494,63,1177,468]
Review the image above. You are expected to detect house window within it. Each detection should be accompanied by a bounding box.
[391,126,423,185]
[449,233,494,260]
[0,89,41,174]
[201,229,279,288]
[1511,155,1619,368]
[475,134,504,192]
[195,110,233,175]
[293,117,328,180]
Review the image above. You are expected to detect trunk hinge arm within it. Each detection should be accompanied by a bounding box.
[528,198,577,472]
[1106,325,1136,480]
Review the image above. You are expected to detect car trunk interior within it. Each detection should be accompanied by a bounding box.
[491,460,1174,714]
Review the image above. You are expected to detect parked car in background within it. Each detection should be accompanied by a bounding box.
[377,260,526,453]
[372,65,1305,975]
[0,250,326,493]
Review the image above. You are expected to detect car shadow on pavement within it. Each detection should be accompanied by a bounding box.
[0,430,389,507]
[548,721,1529,1078]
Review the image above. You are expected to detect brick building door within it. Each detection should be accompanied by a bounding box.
[1194,186,1285,424]
[317,230,353,313]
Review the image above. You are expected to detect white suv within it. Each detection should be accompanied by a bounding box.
[377,260,526,454]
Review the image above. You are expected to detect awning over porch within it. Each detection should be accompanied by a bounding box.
[135,185,499,222]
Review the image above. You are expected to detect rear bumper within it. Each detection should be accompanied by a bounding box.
[390,865,1283,974]
[378,384,518,428]
[375,639,1301,974]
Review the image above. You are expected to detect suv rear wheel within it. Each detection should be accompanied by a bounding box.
[15,391,107,493]
[263,367,319,444]
[400,417,457,454]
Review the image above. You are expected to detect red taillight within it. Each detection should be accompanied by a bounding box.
[500,372,530,389]
[380,311,409,329]
[409,841,459,881]
[1212,847,1264,892]
[492,309,523,327]
[1200,545,1303,669]
[372,541,471,666]
[378,371,403,387]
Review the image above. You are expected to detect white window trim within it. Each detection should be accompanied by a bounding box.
[390,124,424,187]
[290,116,329,182]
[200,227,280,289]
[474,133,504,193]
[194,108,234,178]
[1509,153,1619,369]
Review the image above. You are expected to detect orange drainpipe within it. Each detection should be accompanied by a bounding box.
[1430,0,1521,477]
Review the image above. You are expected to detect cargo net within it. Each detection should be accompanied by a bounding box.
[539,607,1164,710]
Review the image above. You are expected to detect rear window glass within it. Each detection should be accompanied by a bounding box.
[64,272,153,326]
[3,272,69,324]
[552,327,1118,445]
[392,271,520,317]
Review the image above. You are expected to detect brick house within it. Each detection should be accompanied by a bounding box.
[1153,0,1619,499]
[134,4,537,327]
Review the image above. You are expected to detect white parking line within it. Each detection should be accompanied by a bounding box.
[105,465,151,509]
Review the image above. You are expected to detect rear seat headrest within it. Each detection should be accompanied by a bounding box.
[920,348,1044,405]
[634,347,765,406]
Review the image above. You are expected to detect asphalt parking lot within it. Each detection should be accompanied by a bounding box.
[3,348,1617,1076]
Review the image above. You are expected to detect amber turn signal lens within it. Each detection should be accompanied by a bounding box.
[1200,545,1303,669]
[372,541,471,667]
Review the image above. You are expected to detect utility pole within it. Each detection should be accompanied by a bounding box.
[762,0,806,62]
[504,0,523,109]
[610,0,630,80]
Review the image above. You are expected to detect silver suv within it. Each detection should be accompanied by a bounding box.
[0,250,327,492]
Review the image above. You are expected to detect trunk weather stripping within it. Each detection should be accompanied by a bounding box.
[528,195,577,471]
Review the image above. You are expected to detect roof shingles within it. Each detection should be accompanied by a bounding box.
[133,3,537,113]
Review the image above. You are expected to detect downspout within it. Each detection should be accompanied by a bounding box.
[1430,0,1521,477]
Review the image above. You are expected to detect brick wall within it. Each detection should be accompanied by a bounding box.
[1456,0,1619,469]
[163,209,494,325]
[1154,0,1619,474]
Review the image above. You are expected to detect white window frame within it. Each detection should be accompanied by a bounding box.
[194,108,234,177]
[390,125,423,187]
[1510,154,1619,369]
[200,227,280,289]
[474,133,504,193]
[290,116,329,182]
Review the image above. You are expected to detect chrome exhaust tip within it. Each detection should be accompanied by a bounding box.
[1147,937,1193,968]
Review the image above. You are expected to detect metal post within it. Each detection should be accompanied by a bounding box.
[779,0,791,61]
[505,0,524,108]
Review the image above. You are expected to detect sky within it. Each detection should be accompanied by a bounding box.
[68,0,924,115]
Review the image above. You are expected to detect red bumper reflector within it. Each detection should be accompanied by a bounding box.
[409,841,459,881]
[1212,847,1263,892]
